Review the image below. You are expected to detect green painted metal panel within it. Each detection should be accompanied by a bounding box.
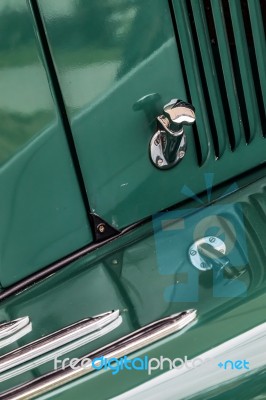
[37,0,266,231]
[190,1,233,153]
[247,0,266,115]
[228,0,262,141]
[177,0,227,157]
[37,0,192,228]
[170,0,212,162]
[1,175,266,397]
[209,0,244,149]
[0,1,92,286]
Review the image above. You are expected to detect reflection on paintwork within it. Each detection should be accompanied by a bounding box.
[38,0,188,228]
[39,0,167,113]
[1,176,266,395]
[38,0,266,231]
[113,323,266,400]
[0,262,131,392]
[0,1,53,164]
[0,0,92,286]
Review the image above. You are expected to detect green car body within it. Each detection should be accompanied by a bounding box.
[0,0,266,399]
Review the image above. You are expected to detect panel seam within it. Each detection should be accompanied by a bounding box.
[29,0,97,241]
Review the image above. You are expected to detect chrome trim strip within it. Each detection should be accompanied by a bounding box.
[0,316,122,383]
[0,309,197,400]
[0,310,120,374]
[0,324,32,351]
[0,317,32,349]
[0,317,29,340]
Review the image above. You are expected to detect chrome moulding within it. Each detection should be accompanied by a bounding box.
[0,309,197,400]
[0,317,32,350]
[0,310,122,383]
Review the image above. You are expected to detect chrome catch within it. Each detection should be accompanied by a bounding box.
[150,99,195,169]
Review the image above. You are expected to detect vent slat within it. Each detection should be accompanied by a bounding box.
[190,0,227,157]
[248,1,266,124]
[228,0,262,142]
[210,0,244,148]
[173,0,211,164]
[172,0,265,163]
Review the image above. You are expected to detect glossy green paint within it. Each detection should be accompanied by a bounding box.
[0,175,266,397]
[37,0,266,230]
[228,0,261,142]
[113,365,266,400]
[37,0,186,229]
[205,0,243,148]
[248,1,266,111]
[0,1,93,287]
[0,1,265,398]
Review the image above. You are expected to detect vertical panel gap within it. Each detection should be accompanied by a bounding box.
[30,0,96,240]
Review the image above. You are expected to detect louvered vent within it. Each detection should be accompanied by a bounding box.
[171,0,266,165]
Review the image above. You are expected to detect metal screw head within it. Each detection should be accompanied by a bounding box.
[154,138,160,146]
[190,250,197,256]
[157,158,163,166]
[97,223,105,234]
[200,262,207,269]
[179,151,185,158]
[209,237,216,243]
[112,259,118,265]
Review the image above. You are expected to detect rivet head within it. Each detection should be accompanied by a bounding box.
[157,158,163,166]
[112,259,118,265]
[179,151,185,158]
[97,223,105,234]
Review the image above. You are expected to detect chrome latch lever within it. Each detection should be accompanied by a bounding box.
[150,99,195,169]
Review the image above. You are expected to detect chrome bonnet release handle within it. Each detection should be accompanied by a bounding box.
[150,99,195,169]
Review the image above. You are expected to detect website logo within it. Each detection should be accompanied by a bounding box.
[54,355,210,375]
